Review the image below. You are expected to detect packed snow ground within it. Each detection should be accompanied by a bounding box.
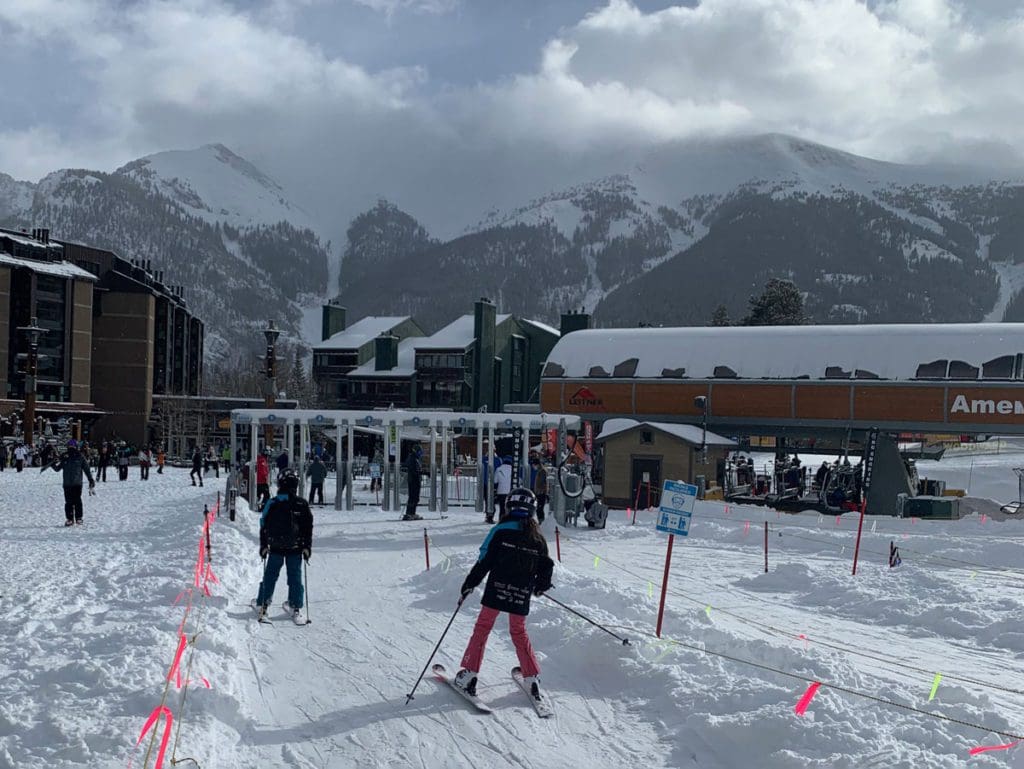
[2,465,1023,769]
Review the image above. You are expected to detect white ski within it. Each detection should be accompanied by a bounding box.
[432,664,492,713]
[511,667,553,718]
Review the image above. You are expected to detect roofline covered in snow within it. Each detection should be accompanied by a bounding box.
[543,323,1024,382]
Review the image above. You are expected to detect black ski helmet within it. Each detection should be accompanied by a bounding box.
[506,487,537,519]
[278,469,299,494]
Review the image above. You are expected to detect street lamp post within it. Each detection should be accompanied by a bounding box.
[18,317,44,448]
[263,320,280,451]
[694,395,709,464]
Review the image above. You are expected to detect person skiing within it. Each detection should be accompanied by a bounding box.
[190,447,203,487]
[531,456,548,524]
[306,454,327,506]
[491,456,513,524]
[256,451,271,507]
[454,487,553,700]
[50,439,96,526]
[403,444,424,521]
[254,470,313,623]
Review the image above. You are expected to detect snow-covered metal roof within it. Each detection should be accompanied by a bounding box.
[596,418,735,446]
[544,324,1024,381]
[416,314,513,350]
[348,337,418,379]
[0,253,97,281]
[314,316,412,351]
[519,318,560,337]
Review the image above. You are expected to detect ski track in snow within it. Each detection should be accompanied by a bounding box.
[2,465,1024,768]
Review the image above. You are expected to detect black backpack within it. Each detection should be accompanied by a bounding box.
[264,497,302,551]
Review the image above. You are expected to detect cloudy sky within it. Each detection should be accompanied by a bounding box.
[1,0,1023,235]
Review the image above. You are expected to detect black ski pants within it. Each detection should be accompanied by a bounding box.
[64,485,84,522]
[405,482,421,517]
[309,482,324,505]
[190,466,203,485]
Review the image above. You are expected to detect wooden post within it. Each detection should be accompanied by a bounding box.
[656,534,675,638]
[423,528,430,571]
[555,527,562,562]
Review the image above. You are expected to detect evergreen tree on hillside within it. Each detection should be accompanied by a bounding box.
[710,305,730,326]
[742,278,806,326]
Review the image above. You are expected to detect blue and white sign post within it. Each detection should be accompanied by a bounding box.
[655,480,697,638]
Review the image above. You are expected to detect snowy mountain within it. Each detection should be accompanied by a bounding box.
[0,146,331,362]
[338,134,1024,331]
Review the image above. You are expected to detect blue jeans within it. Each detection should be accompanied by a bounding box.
[257,552,304,608]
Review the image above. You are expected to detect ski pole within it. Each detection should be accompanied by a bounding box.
[304,557,311,625]
[542,594,631,646]
[405,597,464,705]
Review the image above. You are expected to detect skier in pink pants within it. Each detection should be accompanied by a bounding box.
[456,488,554,701]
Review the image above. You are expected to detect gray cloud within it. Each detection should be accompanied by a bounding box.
[1,0,1023,239]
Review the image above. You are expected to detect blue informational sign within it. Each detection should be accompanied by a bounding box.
[655,480,698,537]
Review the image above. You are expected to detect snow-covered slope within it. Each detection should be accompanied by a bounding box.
[3,459,1023,768]
[119,144,319,235]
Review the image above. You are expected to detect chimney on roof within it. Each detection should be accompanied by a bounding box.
[321,301,347,341]
[375,332,399,372]
[560,308,590,337]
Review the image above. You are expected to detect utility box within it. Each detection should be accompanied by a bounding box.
[898,494,961,520]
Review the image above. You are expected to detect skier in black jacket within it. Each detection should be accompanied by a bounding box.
[454,487,554,699]
[50,439,96,525]
[254,470,313,622]
[402,444,424,521]
[190,447,203,487]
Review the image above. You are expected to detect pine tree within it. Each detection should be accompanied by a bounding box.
[742,278,806,326]
[710,305,730,326]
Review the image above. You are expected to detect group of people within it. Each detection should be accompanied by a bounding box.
[253,464,553,702]
[0,442,32,472]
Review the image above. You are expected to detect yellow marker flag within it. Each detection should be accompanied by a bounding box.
[705,605,712,618]
[648,581,654,598]
[971,571,977,579]
[929,673,942,701]
[594,555,600,569]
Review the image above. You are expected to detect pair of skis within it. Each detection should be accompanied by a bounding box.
[250,600,309,626]
[432,663,553,718]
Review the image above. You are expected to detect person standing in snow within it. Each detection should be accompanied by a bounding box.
[190,447,203,487]
[276,449,289,479]
[403,444,425,521]
[0,442,6,471]
[256,451,271,507]
[491,456,513,524]
[454,487,553,699]
[97,443,109,482]
[156,447,165,475]
[138,447,151,480]
[530,456,548,525]
[50,439,96,526]
[14,442,28,472]
[117,446,130,481]
[305,454,327,506]
[254,470,313,622]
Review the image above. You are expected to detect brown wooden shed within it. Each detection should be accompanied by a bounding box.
[595,419,735,508]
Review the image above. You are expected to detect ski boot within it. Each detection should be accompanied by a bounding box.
[454,669,478,697]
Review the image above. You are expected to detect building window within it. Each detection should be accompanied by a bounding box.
[640,430,654,445]
[982,355,1015,379]
[915,360,948,379]
[947,360,980,380]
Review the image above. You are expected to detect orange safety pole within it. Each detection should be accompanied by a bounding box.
[764,520,768,573]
